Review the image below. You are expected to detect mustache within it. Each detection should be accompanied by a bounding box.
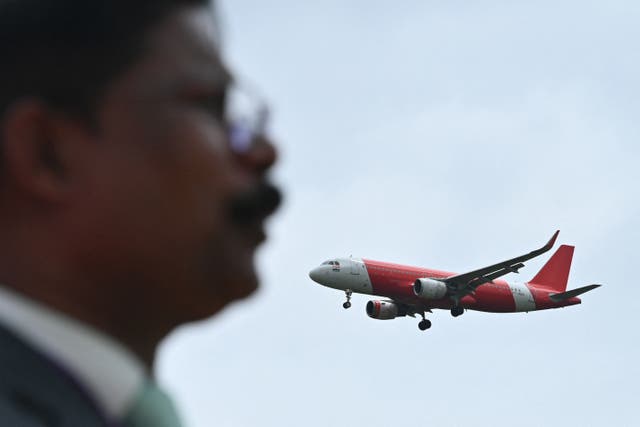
[229,181,282,226]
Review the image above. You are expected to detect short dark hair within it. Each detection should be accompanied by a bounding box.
[0,0,210,121]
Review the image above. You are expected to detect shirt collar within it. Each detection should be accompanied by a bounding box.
[0,286,147,420]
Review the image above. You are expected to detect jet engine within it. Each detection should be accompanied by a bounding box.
[366,300,406,320]
[413,278,448,300]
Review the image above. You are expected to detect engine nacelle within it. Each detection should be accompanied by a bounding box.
[413,278,448,300]
[366,300,405,320]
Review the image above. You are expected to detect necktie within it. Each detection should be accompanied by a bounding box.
[122,381,183,427]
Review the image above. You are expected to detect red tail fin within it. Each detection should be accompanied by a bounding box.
[528,245,574,292]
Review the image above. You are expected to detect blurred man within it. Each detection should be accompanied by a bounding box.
[0,0,280,425]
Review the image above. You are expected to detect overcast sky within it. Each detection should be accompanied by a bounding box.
[157,1,640,426]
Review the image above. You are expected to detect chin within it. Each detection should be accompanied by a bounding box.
[227,272,259,301]
[184,275,259,323]
[208,260,259,306]
[229,252,261,298]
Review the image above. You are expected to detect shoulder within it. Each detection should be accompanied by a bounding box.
[0,326,112,427]
[0,398,48,427]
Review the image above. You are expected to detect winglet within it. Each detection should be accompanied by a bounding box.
[524,230,560,260]
[545,230,560,251]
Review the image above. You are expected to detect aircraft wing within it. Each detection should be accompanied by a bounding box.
[443,230,559,298]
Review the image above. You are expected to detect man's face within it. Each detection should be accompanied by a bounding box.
[69,5,279,324]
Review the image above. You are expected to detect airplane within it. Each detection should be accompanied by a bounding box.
[308,231,601,331]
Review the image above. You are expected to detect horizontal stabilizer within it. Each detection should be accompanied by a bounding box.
[549,284,602,302]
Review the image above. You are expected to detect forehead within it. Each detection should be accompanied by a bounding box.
[117,5,231,97]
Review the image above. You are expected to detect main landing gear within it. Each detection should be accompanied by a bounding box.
[342,289,353,309]
[451,306,464,317]
[418,313,432,331]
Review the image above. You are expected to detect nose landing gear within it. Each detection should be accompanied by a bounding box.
[342,289,353,309]
[418,312,432,331]
[451,306,464,317]
[418,319,432,331]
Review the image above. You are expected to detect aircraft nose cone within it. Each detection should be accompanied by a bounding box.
[309,267,323,284]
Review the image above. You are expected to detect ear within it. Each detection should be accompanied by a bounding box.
[1,99,85,203]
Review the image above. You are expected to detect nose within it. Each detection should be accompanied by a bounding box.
[234,135,278,175]
[309,267,323,284]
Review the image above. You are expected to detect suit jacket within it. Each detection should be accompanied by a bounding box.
[0,325,116,427]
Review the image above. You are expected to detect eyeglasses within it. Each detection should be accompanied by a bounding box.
[225,81,270,154]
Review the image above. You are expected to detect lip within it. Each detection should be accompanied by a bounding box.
[229,183,282,227]
[255,224,266,244]
[241,220,267,246]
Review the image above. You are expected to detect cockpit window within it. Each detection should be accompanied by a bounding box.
[321,260,341,270]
